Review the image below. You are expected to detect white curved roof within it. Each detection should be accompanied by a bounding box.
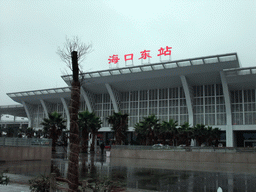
[6,52,244,105]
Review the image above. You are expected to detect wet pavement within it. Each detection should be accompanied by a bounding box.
[51,150,256,191]
[0,183,30,192]
[0,173,32,192]
[1,147,256,191]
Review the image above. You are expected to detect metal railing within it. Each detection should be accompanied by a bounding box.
[62,53,238,81]
[0,137,52,147]
[0,120,28,124]
[0,105,24,108]
[111,145,256,153]
[7,87,71,98]
[224,66,256,77]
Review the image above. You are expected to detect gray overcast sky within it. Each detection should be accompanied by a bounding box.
[0,0,256,105]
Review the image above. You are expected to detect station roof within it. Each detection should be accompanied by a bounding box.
[7,87,71,105]
[224,67,256,90]
[0,105,27,117]
[7,53,242,105]
[62,53,240,93]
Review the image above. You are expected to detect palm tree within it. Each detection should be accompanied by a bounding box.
[192,124,207,146]
[160,119,178,146]
[145,115,160,145]
[135,115,160,145]
[206,126,221,146]
[107,112,129,145]
[89,113,102,152]
[6,127,15,137]
[41,111,66,151]
[25,127,34,138]
[17,127,25,138]
[35,129,43,138]
[179,122,193,146]
[78,111,92,153]
[134,122,147,145]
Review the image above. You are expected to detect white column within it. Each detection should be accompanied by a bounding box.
[22,101,34,127]
[40,99,49,118]
[100,94,103,125]
[80,87,93,113]
[180,75,194,126]
[61,98,70,130]
[147,90,149,116]
[168,88,170,121]
[203,85,205,125]
[138,91,140,122]
[129,91,131,126]
[178,87,181,124]
[157,89,159,118]
[220,71,233,147]
[105,84,119,113]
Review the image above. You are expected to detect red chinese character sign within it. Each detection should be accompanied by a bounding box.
[138,50,152,64]
[108,54,120,68]
[124,54,134,66]
[108,55,120,64]
[138,50,152,59]
[157,46,172,61]
[108,46,172,68]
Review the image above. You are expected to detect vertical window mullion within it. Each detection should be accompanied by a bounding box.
[157,89,159,118]
[138,91,140,122]
[168,88,170,121]
[215,84,217,125]
[129,91,131,126]
[178,87,181,125]
[37,104,40,128]
[147,90,149,116]
[102,94,104,126]
[109,97,112,117]
[203,85,205,125]
[242,90,245,125]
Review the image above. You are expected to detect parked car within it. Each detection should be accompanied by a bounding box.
[152,144,164,149]
[41,139,50,146]
[31,139,50,146]
[56,141,64,146]
[31,139,41,145]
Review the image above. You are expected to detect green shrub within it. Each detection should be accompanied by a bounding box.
[29,174,50,192]
[0,169,9,185]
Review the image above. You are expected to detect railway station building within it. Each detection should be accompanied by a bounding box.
[1,52,256,147]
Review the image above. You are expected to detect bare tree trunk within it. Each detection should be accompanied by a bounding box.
[90,132,96,152]
[51,125,57,152]
[67,51,80,192]
[81,130,88,153]
[116,127,122,145]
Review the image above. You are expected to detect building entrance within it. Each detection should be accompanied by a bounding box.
[235,131,256,147]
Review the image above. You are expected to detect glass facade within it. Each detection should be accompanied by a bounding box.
[193,84,226,126]
[30,85,256,129]
[32,104,45,128]
[120,87,188,127]
[32,101,71,128]
[231,89,256,125]
[94,94,114,127]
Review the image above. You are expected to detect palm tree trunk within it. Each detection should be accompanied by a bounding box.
[51,126,57,152]
[149,129,153,145]
[67,51,80,192]
[82,130,88,153]
[116,127,122,145]
[90,132,96,152]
